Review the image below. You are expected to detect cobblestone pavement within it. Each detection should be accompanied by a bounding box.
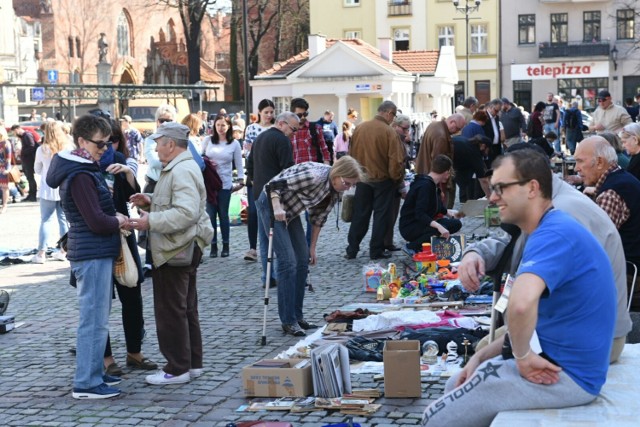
[0,194,488,426]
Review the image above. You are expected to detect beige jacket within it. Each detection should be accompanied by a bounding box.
[592,104,632,134]
[147,150,214,267]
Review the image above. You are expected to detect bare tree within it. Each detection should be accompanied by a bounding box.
[155,0,220,84]
[56,0,112,83]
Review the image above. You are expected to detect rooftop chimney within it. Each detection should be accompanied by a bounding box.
[378,37,392,63]
[309,34,327,59]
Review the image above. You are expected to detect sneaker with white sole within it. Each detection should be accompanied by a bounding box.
[51,250,67,261]
[189,368,204,378]
[72,383,121,399]
[145,369,190,385]
[31,254,46,264]
[102,374,122,386]
[244,248,258,261]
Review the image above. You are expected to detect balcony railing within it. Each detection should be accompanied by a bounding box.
[388,0,412,16]
[539,40,610,58]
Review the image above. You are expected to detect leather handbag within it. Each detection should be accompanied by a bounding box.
[7,166,21,183]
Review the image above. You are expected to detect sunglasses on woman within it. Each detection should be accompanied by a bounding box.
[85,138,112,150]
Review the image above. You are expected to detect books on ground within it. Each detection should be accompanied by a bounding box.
[310,344,352,398]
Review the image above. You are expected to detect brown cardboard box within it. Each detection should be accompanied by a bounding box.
[242,359,313,397]
[383,340,422,398]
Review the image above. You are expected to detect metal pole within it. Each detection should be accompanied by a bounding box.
[466,4,470,98]
[242,0,251,117]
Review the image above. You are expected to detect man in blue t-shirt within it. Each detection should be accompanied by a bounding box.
[422,150,616,427]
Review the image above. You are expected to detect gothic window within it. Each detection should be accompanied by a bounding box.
[117,10,132,56]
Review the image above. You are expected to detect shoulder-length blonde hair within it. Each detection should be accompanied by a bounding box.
[181,113,202,137]
[43,121,67,156]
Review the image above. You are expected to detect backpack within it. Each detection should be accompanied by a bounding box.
[308,123,324,163]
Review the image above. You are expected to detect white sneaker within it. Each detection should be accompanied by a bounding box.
[243,249,257,261]
[31,254,46,264]
[51,250,67,261]
[189,368,204,378]
[145,370,190,385]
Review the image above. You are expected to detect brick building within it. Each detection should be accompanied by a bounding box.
[13,0,224,93]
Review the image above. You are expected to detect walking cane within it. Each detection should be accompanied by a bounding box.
[261,180,287,346]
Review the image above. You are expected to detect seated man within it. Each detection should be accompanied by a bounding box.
[399,155,462,254]
[575,136,640,309]
[459,144,631,363]
[422,150,616,426]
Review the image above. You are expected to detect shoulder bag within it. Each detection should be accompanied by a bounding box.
[114,230,138,287]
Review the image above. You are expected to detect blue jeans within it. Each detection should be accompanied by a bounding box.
[206,189,231,244]
[256,193,277,285]
[256,192,308,324]
[71,257,114,389]
[246,185,257,249]
[38,199,68,251]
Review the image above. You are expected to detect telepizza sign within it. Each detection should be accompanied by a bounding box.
[511,61,609,80]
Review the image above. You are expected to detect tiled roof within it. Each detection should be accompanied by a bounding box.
[392,50,439,75]
[257,38,414,78]
[200,59,225,84]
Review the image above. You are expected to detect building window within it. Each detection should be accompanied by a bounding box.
[75,37,81,58]
[68,36,74,58]
[71,70,81,84]
[470,24,487,54]
[117,11,131,56]
[518,14,535,45]
[617,9,635,40]
[558,77,608,111]
[273,97,290,115]
[344,0,360,6]
[438,26,454,48]
[344,30,362,39]
[394,28,410,51]
[583,11,601,42]
[551,13,568,45]
[513,80,532,112]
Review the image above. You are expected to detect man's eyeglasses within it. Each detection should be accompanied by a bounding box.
[296,112,309,118]
[597,98,609,102]
[158,118,173,124]
[489,180,529,196]
[400,125,411,131]
[340,177,356,189]
[85,138,112,150]
[284,122,298,133]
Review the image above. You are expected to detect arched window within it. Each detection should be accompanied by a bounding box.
[117,10,132,56]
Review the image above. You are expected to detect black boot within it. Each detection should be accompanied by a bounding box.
[210,244,218,258]
[221,243,229,258]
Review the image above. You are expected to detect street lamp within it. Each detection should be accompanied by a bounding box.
[452,0,482,98]
[611,45,618,71]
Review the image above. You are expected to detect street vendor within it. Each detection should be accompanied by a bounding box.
[399,154,463,255]
[423,150,616,427]
[459,144,631,363]
[256,156,365,337]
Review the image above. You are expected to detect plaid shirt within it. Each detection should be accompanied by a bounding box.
[269,162,339,227]
[595,164,630,229]
[291,121,330,164]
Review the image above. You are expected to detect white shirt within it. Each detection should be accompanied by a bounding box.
[202,137,245,190]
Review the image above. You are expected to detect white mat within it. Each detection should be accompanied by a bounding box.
[491,343,640,427]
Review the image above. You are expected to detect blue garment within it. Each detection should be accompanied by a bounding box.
[517,210,615,395]
[256,191,308,324]
[598,168,640,263]
[188,140,205,171]
[71,256,114,389]
[47,152,120,261]
[38,199,68,251]
[206,189,231,244]
[461,121,486,139]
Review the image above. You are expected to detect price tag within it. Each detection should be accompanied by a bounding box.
[494,274,514,314]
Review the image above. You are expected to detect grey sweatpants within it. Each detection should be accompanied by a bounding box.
[421,356,596,427]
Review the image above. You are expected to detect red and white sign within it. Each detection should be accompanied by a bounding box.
[511,61,609,80]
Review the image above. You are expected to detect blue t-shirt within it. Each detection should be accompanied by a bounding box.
[517,209,616,395]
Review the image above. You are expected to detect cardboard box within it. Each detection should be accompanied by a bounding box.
[242,359,313,397]
[383,340,422,398]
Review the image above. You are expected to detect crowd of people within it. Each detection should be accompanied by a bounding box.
[2,88,639,422]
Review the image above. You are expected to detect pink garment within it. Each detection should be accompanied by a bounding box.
[333,133,350,157]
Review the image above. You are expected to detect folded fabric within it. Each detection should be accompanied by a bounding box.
[352,310,440,332]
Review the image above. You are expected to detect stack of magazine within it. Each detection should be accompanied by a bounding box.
[310,344,351,398]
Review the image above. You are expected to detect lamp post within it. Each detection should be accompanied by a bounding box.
[611,45,618,71]
[452,0,482,98]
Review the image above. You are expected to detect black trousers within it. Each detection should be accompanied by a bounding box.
[347,180,395,257]
[400,218,462,252]
[22,157,37,199]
